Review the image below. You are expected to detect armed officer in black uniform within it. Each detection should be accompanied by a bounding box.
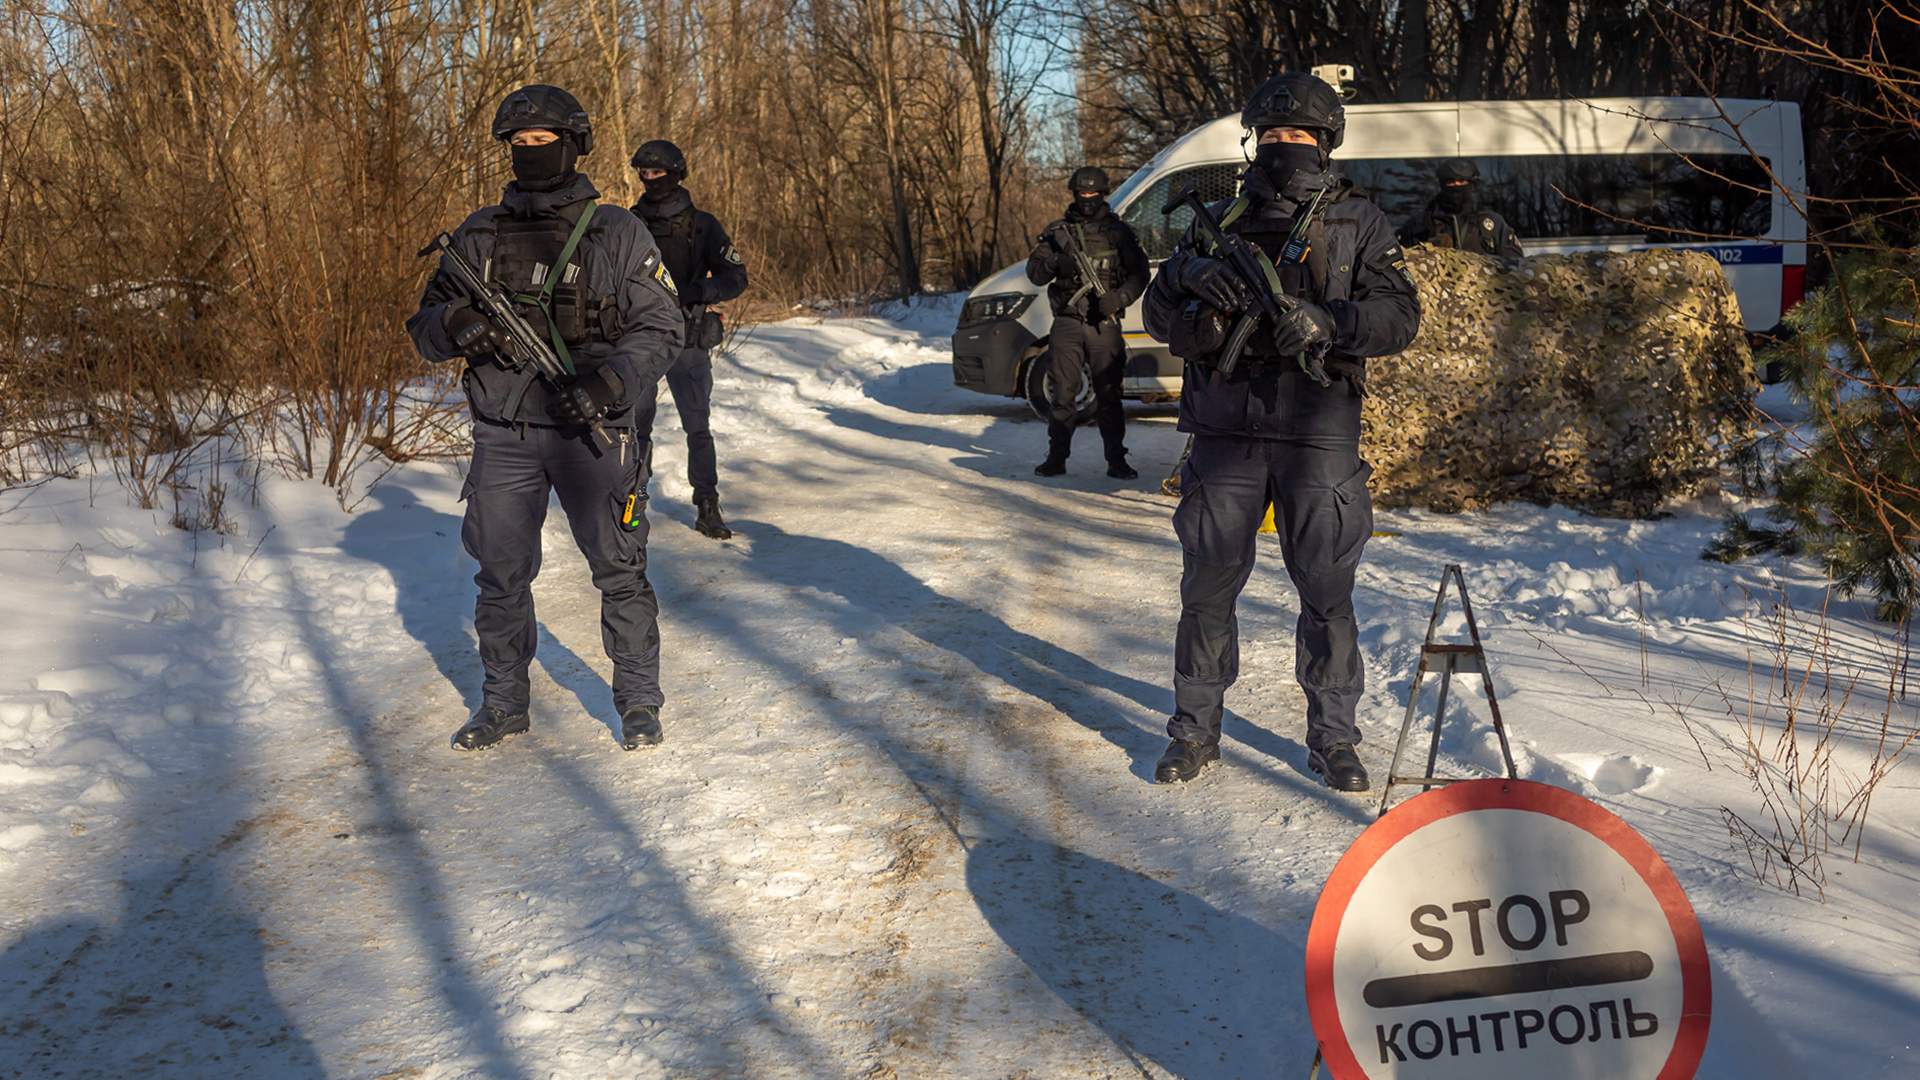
[1026,166,1150,479]
[1143,73,1421,789]
[407,86,684,753]
[630,140,750,540]
[1403,159,1524,257]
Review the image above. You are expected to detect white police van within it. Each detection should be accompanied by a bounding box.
[952,91,1807,417]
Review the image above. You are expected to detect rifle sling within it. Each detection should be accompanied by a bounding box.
[509,199,599,379]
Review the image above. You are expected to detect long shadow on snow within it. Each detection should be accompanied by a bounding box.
[341,485,482,715]
[822,397,1187,491]
[276,530,532,1078]
[772,409,1178,576]
[527,743,840,1075]
[653,525,1333,1073]
[762,514,1354,802]
[347,486,811,1069]
[965,836,1309,1078]
[341,486,621,743]
[0,536,323,1076]
[729,518,1335,789]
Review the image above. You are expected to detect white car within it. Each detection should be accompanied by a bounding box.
[952,95,1807,418]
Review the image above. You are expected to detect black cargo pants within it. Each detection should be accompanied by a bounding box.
[462,417,661,716]
[638,346,719,501]
[1169,435,1373,751]
[1046,315,1127,463]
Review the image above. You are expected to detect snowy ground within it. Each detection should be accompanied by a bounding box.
[2,300,1916,1078]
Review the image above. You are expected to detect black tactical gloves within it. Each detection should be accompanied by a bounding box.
[547,365,627,426]
[442,299,500,358]
[1179,256,1255,314]
[1271,298,1335,357]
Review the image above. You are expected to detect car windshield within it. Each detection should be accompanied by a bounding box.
[1118,163,1246,261]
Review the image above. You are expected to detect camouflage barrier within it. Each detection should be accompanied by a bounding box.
[1364,246,1756,517]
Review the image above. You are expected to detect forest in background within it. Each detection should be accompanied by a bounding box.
[0,0,1912,500]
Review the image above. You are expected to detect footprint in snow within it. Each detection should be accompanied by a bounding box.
[1560,752,1661,795]
[519,973,593,1013]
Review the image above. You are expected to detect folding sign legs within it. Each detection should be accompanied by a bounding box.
[1377,564,1519,817]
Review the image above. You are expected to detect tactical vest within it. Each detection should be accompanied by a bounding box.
[1429,209,1502,255]
[644,208,701,303]
[486,201,612,366]
[1064,220,1124,292]
[1211,198,1331,295]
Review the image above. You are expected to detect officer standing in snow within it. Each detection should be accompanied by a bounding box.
[629,140,750,539]
[1143,72,1421,789]
[406,85,684,753]
[1026,166,1151,479]
[1403,159,1524,257]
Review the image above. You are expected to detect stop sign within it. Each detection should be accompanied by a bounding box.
[1306,779,1711,1078]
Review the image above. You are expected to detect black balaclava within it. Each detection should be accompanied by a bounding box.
[1245,132,1328,215]
[642,173,682,202]
[1253,141,1324,190]
[1437,183,1476,214]
[1069,193,1107,220]
[510,133,578,192]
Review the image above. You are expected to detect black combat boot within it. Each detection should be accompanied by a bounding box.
[1037,419,1073,476]
[620,706,663,750]
[1154,738,1220,783]
[1308,742,1371,792]
[453,705,529,751]
[1106,457,1138,480]
[693,495,732,540]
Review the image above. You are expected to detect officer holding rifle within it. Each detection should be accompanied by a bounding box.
[405,85,684,754]
[1026,166,1150,479]
[1142,73,1420,789]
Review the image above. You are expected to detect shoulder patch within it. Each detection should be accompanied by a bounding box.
[1389,253,1416,291]
[653,260,678,296]
[723,245,744,265]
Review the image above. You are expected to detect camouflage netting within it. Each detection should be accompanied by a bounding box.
[1364,246,1756,517]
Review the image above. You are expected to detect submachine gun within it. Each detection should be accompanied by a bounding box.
[1165,182,1334,384]
[418,232,613,450]
[1047,224,1113,323]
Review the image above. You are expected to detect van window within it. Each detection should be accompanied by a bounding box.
[1339,154,1774,242]
[1118,163,1244,261]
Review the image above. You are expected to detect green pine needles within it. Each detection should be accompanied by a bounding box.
[1706,244,1920,623]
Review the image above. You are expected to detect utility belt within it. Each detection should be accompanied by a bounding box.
[1202,352,1367,397]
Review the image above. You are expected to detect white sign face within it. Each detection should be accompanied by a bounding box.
[1307,780,1710,1079]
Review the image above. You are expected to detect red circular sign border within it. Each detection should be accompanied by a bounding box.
[1305,779,1711,1079]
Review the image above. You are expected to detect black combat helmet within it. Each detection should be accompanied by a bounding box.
[1437,159,1480,183]
[1068,166,1111,195]
[1241,72,1346,151]
[491,85,593,154]
[631,139,689,180]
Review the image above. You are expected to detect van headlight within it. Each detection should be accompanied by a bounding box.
[959,292,1034,327]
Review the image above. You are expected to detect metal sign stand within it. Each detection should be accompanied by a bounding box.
[1377,564,1519,817]
[1309,565,1522,1074]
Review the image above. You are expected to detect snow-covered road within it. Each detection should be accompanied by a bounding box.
[3,301,1916,1077]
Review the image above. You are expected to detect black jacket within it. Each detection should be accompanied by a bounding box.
[631,187,749,310]
[1025,205,1150,323]
[1404,201,1525,257]
[406,173,685,427]
[1144,177,1421,441]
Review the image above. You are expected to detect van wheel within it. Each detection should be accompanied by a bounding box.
[1023,350,1097,425]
